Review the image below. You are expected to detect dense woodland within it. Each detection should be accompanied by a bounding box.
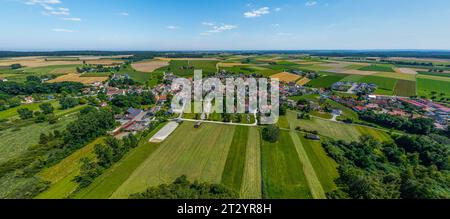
[324,134,450,199]
[359,111,436,135]
[129,175,238,199]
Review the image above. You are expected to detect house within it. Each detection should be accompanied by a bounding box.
[126,108,144,120]
[22,96,34,104]
[106,87,126,99]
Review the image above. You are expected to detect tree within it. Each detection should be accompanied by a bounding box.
[75,157,102,188]
[39,102,54,114]
[17,108,33,120]
[59,97,79,109]
[26,75,41,83]
[262,125,280,143]
[10,63,22,69]
[94,144,114,168]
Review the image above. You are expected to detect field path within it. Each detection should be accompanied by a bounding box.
[239,127,262,198]
[288,116,326,199]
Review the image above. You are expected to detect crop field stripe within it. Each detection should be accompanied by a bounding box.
[221,126,249,192]
[299,136,338,193]
[288,130,326,199]
[394,80,417,97]
[239,127,262,199]
[110,122,235,198]
[261,131,312,199]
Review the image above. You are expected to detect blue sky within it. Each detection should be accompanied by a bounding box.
[1,0,450,50]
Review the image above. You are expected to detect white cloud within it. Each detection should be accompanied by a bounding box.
[274,8,282,12]
[244,7,270,18]
[202,22,215,26]
[166,25,179,30]
[120,12,129,16]
[62,17,81,21]
[202,24,237,35]
[271,23,280,27]
[305,1,317,7]
[52,28,76,33]
[25,0,61,5]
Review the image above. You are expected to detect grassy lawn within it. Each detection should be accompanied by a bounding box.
[35,137,104,199]
[278,115,290,129]
[221,126,249,192]
[240,127,262,199]
[261,130,312,199]
[340,74,365,82]
[110,122,235,198]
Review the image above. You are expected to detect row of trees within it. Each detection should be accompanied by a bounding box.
[323,135,450,199]
[74,121,163,188]
[75,135,138,188]
[0,108,116,199]
[0,80,84,96]
[359,111,435,135]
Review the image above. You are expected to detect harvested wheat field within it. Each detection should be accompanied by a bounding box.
[394,67,419,75]
[217,62,249,67]
[296,77,311,86]
[0,56,124,68]
[48,74,108,84]
[131,60,169,72]
[155,57,219,61]
[270,72,301,83]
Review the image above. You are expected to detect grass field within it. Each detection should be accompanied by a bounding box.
[0,101,86,121]
[73,123,167,199]
[359,75,398,95]
[35,137,104,199]
[418,71,450,78]
[287,111,390,142]
[157,60,219,77]
[221,126,248,192]
[359,64,395,72]
[116,65,153,83]
[340,74,365,82]
[417,77,450,98]
[0,116,76,164]
[110,122,235,198]
[374,72,416,81]
[261,130,312,199]
[306,74,348,88]
[239,127,262,198]
[394,80,417,97]
[298,136,338,193]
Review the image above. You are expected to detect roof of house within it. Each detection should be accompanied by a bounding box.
[127,108,144,118]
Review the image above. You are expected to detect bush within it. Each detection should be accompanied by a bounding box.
[262,125,280,143]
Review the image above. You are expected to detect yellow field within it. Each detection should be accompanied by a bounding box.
[217,62,249,67]
[296,77,311,86]
[155,57,219,61]
[48,73,108,84]
[131,60,169,72]
[0,56,124,68]
[270,72,301,83]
